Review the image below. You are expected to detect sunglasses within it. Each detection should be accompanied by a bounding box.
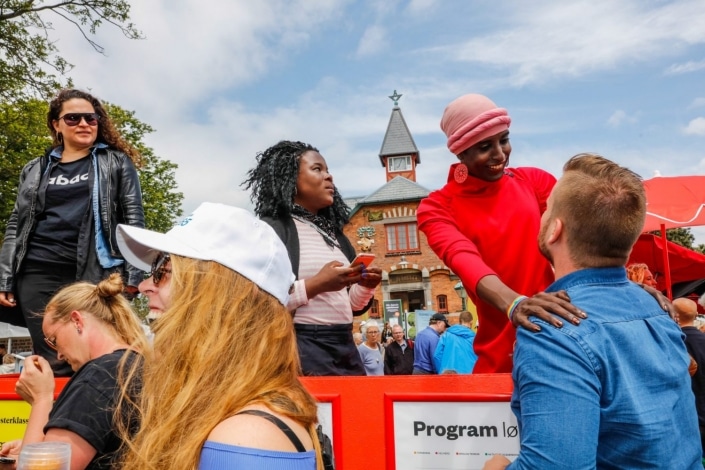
[57,113,100,127]
[150,252,172,286]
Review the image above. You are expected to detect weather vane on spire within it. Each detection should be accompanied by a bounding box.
[389,90,402,106]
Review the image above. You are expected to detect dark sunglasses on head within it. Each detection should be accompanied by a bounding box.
[57,112,100,127]
[150,252,172,286]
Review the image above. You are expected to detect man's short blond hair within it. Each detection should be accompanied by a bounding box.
[552,154,645,268]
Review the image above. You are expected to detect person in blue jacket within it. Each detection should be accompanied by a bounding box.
[413,313,449,374]
[434,311,478,374]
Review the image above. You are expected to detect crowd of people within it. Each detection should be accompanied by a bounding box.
[0,88,703,469]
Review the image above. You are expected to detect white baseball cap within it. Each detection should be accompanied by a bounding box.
[116,202,295,306]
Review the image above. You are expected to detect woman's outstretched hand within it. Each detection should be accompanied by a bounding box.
[512,291,587,332]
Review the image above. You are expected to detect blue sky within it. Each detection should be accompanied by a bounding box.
[52,0,705,241]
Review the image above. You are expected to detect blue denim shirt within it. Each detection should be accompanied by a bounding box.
[508,267,701,469]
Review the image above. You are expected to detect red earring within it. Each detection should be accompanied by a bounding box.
[454,163,468,184]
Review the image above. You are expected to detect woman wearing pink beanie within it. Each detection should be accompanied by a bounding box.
[417,94,584,373]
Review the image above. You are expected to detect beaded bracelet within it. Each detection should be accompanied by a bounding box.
[506,295,528,320]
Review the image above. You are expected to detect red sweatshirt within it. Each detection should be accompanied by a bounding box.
[417,164,556,373]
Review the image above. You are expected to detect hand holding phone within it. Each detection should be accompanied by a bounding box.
[349,253,375,269]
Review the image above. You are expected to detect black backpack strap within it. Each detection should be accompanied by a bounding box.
[235,409,307,452]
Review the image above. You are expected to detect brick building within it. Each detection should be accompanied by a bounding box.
[344,94,475,335]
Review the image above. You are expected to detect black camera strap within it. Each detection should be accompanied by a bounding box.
[235,409,306,452]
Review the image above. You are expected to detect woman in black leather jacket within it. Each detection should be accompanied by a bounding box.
[0,89,145,376]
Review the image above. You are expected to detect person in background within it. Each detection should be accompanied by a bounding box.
[0,89,145,377]
[675,297,705,462]
[381,321,394,345]
[243,140,382,376]
[0,344,6,358]
[417,93,585,374]
[353,332,363,346]
[358,320,384,376]
[116,202,321,469]
[626,262,658,288]
[484,154,700,469]
[0,273,146,469]
[433,311,478,374]
[413,313,449,374]
[0,353,15,374]
[384,324,414,375]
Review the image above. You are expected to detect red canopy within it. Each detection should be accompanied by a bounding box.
[643,176,705,233]
[628,233,705,292]
[641,175,705,298]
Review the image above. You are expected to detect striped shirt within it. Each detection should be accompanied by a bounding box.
[288,219,374,325]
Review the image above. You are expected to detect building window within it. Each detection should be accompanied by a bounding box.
[437,295,448,313]
[386,223,419,252]
[370,299,379,316]
[388,156,412,172]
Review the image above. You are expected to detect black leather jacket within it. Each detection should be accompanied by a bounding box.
[0,147,145,291]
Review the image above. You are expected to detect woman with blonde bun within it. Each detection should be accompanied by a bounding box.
[0,273,146,469]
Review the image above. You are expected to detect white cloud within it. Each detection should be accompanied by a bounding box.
[406,0,439,15]
[664,59,705,75]
[684,117,705,136]
[607,109,638,128]
[427,0,705,86]
[608,110,626,128]
[356,25,388,58]
[690,97,705,108]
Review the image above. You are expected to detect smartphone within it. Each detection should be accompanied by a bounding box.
[349,253,375,269]
[0,456,16,464]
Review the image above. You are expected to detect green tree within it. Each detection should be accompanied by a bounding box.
[0,0,141,100]
[0,98,182,238]
[0,99,52,235]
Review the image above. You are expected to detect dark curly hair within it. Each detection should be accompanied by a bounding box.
[242,140,350,229]
[47,89,142,167]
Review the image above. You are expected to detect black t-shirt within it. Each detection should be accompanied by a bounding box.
[45,350,142,470]
[26,156,91,265]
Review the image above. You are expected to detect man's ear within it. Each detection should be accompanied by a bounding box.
[547,218,563,244]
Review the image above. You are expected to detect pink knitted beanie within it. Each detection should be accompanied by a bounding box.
[440,94,512,155]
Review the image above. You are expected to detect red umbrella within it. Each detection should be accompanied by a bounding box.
[642,176,705,298]
[643,176,705,232]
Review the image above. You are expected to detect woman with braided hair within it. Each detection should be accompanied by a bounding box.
[243,140,382,376]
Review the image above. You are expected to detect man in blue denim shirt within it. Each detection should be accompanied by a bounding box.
[485,154,701,469]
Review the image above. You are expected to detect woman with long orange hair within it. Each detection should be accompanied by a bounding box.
[116,202,322,469]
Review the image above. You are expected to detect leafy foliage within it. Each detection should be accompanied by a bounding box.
[0,0,142,100]
[0,99,52,236]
